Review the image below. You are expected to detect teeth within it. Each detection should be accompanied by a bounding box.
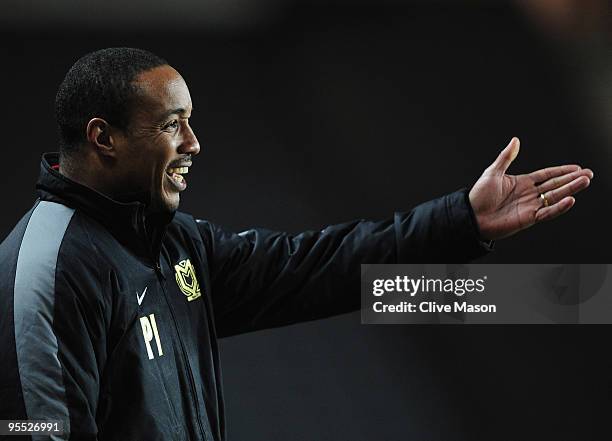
[172,174,184,183]
[167,167,189,174]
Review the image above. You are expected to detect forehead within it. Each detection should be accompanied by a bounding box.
[132,65,192,116]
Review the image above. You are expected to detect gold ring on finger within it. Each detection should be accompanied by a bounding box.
[540,193,549,207]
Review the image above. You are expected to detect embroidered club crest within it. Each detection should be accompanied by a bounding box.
[174,259,201,302]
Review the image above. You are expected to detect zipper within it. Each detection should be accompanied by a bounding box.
[154,261,213,441]
[137,206,212,441]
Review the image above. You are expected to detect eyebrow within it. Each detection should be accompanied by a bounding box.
[160,107,192,120]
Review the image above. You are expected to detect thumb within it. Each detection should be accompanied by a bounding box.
[490,137,520,174]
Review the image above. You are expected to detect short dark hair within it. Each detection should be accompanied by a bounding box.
[55,47,167,155]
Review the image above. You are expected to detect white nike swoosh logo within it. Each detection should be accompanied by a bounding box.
[137,287,148,306]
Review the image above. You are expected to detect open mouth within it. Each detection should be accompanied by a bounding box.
[165,165,189,189]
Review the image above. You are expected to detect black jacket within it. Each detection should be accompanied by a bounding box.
[0,153,489,440]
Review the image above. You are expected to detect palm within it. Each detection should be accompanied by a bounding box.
[469,138,592,241]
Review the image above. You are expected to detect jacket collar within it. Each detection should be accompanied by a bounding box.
[36,152,174,264]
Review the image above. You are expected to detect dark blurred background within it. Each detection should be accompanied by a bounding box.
[1,0,610,439]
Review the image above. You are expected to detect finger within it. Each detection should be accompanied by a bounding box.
[543,175,590,205]
[537,168,594,194]
[489,137,520,174]
[535,196,575,223]
[528,164,582,184]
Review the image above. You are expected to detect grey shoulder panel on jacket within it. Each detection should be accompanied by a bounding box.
[13,200,75,435]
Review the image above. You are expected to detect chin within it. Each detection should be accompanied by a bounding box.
[149,194,180,214]
[162,198,180,213]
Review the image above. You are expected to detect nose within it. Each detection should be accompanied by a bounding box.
[179,122,201,156]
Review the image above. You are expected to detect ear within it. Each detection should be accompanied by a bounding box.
[86,118,117,157]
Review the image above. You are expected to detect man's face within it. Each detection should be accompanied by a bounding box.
[113,65,200,213]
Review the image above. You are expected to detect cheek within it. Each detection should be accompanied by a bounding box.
[125,161,161,191]
[125,137,176,186]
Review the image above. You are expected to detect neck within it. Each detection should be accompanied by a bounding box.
[58,156,120,201]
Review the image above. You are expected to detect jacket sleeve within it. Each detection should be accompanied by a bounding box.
[197,188,490,337]
[7,246,106,440]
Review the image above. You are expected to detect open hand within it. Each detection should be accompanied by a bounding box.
[468,137,593,241]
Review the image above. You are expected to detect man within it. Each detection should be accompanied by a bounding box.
[0,48,592,440]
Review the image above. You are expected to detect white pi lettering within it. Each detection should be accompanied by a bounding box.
[140,314,163,359]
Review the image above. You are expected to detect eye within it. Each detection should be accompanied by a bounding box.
[163,120,179,131]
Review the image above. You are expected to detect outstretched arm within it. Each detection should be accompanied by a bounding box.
[469,137,593,240]
[198,188,488,337]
